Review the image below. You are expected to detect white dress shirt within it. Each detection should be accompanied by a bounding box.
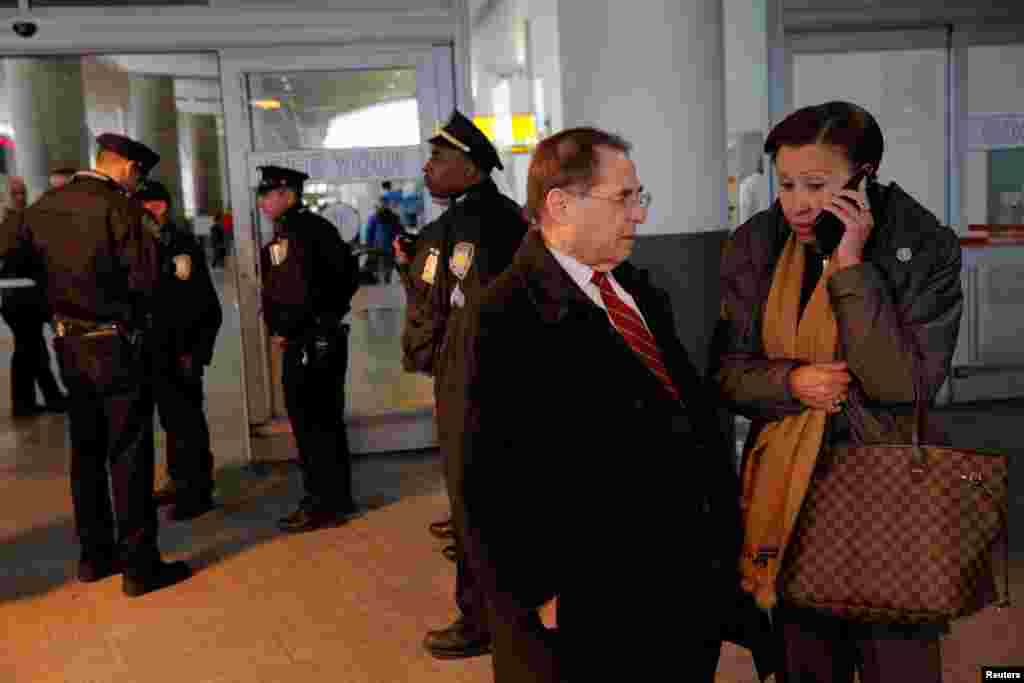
[547,245,652,332]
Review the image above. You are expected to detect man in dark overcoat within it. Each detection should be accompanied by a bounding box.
[461,127,756,682]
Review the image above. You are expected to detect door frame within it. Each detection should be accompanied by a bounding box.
[219,43,456,457]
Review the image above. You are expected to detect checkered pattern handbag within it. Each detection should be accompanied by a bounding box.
[779,394,1010,624]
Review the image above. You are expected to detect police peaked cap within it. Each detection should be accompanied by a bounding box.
[134,179,172,205]
[428,109,503,172]
[96,133,160,176]
[256,165,309,195]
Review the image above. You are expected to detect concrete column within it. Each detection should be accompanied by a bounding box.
[190,112,224,216]
[129,74,186,224]
[554,0,728,369]
[765,0,788,201]
[4,57,90,202]
[557,0,727,235]
[217,115,230,217]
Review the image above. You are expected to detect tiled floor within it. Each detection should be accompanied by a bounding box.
[0,262,1020,682]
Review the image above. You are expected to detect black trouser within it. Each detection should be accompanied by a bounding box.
[2,310,63,410]
[153,365,214,497]
[56,335,159,569]
[281,329,354,511]
[439,411,490,635]
[453,516,489,634]
[776,606,943,683]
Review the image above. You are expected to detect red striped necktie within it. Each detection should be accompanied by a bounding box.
[591,271,680,402]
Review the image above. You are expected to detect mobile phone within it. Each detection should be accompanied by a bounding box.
[812,166,872,256]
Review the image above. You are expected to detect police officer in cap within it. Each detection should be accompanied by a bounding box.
[257,165,361,532]
[136,179,222,521]
[394,109,528,659]
[10,133,190,596]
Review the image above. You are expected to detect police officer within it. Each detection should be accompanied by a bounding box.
[0,175,68,417]
[394,110,528,659]
[136,180,222,522]
[257,165,361,533]
[13,133,189,597]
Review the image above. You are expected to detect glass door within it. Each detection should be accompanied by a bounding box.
[219,45,456,458]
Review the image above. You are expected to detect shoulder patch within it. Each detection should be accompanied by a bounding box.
[450,242,475,280]
[421,248,439,285]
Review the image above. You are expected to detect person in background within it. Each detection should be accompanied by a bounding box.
[366,195,402,284]
[257,165,362,533]
[210,212,227,269]
[136,180,222,522]
[737,157,769,226]
[394,110,527,661]
[0,175,67,417]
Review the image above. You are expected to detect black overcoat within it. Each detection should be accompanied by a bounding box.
[462,230,754,682]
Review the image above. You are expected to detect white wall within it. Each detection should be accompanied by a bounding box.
[724,0,768,138]
[557,0,726,235]
[468,0,561,205]
[965,43,1024,226]
[793,48,948,224]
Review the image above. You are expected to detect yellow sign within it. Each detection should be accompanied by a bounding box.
[472,114,539,153]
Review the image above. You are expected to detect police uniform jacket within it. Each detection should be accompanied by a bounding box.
[460,230,747,682]
[260,203,357,340]
[400,177,525,393]
[398,177,527,527]
[150,221,222,369]
[12,174,160,325]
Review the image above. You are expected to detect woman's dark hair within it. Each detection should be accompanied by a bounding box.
[764,101,884,174]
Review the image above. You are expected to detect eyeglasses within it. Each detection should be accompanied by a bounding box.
[565,189,652,210]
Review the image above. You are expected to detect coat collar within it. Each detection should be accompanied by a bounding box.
[445,177,501,206]
[757,179,904,263]
[515,229,655,324]
[274,202,308,235]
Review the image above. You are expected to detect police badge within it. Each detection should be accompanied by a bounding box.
[422,248,440,285]
[173,254,192,281]
[269,238,289,266]
[449,242,474,308]
[450,242,475,280]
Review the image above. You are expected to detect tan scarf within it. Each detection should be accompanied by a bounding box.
[739,234,839,612]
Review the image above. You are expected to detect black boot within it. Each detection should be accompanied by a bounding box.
[277,498,356,533]
[423,616,491,659]
[122,559,191,597]
[78,549,121,583]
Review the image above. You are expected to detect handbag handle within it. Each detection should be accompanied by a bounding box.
[909,367,928,476]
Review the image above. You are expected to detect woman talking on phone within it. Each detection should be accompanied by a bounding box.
[711,101,964,682]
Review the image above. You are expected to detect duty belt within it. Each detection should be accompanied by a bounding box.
[53,317,122,338]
